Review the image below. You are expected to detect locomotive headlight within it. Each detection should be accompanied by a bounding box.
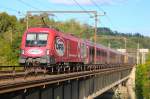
[46,49,49,55]
[21,49,24,54]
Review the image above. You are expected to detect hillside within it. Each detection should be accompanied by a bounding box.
[97,27,150,49]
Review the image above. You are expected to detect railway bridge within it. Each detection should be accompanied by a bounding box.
[0,64,134,99]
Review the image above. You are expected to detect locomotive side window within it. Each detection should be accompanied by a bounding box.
[26,33,48,47]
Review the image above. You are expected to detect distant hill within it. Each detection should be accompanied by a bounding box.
[97,27,144,38]
[96,27,150,49]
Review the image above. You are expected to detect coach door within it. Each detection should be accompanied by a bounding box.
[89,47,94,63]
[81,43,87,62]
[66,40,69,58]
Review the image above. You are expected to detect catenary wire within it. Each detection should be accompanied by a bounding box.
[89,0,116,28]
[17,0,40,10]
[72,0,93,17]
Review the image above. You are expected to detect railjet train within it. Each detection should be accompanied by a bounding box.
[19,27,135,67]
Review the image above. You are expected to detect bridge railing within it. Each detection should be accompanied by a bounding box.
[0,63,134,81]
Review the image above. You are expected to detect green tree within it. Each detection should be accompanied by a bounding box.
[136,55,150,99]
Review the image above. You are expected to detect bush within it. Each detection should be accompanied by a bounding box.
[136,61,150,99]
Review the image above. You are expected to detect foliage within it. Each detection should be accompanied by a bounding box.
[0,12,25,66]
[0,12,19,35]
[136,55,150,99]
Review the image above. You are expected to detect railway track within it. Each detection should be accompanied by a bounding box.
[0,64,133,81]
[0,68,48,80]
[0,65,133,94]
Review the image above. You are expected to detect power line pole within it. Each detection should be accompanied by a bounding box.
[94,12,98,64]
[108,42,111,48]
[92,12,105,64]
[26,14,29,30]
[124,38,127,50]
[123,37,127,63]
[137,43,140,64]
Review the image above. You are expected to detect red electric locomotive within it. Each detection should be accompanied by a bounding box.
[19,27,83,66]
[19,27,133,67]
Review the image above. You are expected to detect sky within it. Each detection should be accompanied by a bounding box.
[1,0,150,36]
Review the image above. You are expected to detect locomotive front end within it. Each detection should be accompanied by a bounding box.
[19,28,54,66]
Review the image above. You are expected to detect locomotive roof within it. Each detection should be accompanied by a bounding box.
[27,27,53,32]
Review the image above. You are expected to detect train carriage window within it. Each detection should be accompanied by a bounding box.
[104,51,107,56]
[90,48,92,55]
[92,48,94,55]
[89,47,94,56]
[101,50,105,57]
[99,50,101,56]
[98,50,100,56]
[97,50,99,56]
[102,51,103,56]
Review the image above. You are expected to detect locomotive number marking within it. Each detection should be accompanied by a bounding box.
[27,49,43,55]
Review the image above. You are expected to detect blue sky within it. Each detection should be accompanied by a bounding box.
[1,0,150,36]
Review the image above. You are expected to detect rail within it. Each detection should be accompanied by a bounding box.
[0,63,133,80]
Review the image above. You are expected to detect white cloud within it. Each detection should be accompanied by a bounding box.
[49,0,128,5]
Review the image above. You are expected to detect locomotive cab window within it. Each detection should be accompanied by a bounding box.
[26,33,48,47]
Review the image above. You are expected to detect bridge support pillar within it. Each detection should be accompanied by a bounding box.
[41,87,53,99]
[79,80,86,99]
[54,85,63,99]
[114,84,129,99]
[71,80,79,99]
[24,89,40,99]
[126,66,136,99]
[64,84,71,99]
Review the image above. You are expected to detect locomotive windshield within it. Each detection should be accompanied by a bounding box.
[26,33,48,47]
